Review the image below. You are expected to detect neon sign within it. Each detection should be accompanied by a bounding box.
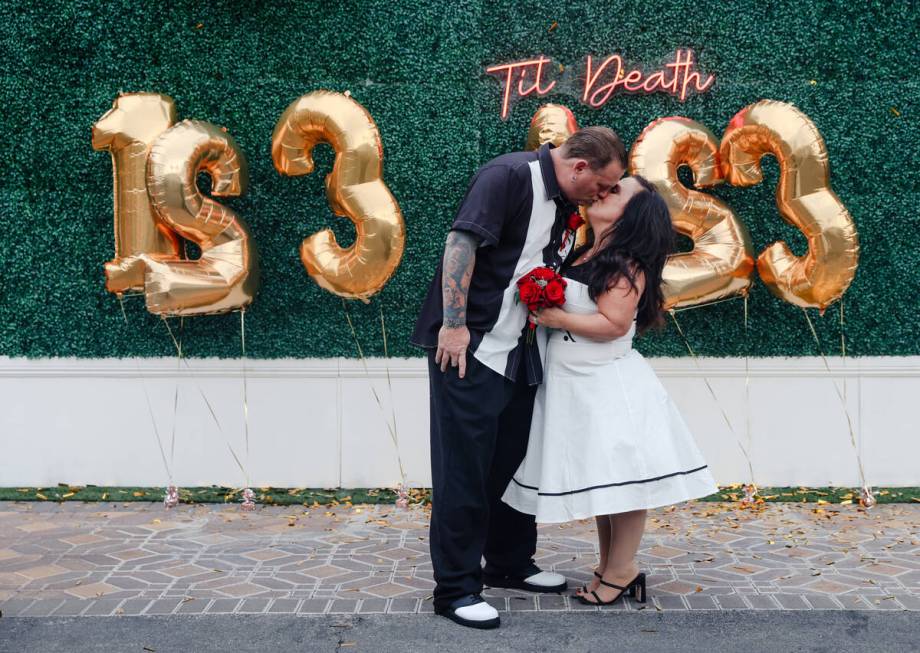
[486,49,714,119]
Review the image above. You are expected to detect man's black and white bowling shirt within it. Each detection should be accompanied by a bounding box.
[411,143,578,385]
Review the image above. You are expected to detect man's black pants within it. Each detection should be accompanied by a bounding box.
[427,351,537,611]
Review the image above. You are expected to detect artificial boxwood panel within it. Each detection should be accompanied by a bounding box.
[1,0,917,358]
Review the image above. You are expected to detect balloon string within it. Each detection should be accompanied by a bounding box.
[379,305,407,486]
[160,314,249,485]
[240,310,251,487]
[802,307,866,488]
[669,310,755,482]
[671,295,744,313]
[118,296,172,483]
[839,300,847,403]
[166,317,184,475]
[743,296,755,486]
[341,300,407,484]
[839,300,846,358]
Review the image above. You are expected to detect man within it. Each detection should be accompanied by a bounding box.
[412,127,627,629]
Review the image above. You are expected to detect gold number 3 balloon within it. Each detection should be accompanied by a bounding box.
[272,91,405,302]
[720,100,859,311]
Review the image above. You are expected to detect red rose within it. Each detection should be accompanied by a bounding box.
[529,266,556,281]
[545,278,566,304]
[567,212,584,231]
[517,279,542,306]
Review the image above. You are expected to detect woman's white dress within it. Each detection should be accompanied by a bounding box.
[502,276,718,523]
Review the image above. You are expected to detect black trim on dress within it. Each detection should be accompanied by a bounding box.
[511,464,710,497]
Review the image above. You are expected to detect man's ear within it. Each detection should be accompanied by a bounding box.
[572,159,589,173]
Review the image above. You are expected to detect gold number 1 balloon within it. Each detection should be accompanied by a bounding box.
[92,93,182,293]
[526,104,589,248]
[141,120,259,316]
[272,91,405,301]
[526,103,579,150]
[720,100,859,311]
[630,117,754,309]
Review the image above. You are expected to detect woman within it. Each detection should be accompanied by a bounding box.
[501,175,718,606]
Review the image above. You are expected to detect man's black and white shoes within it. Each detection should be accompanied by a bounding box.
[435,594,500,629]
[482,564,567,593]
[437,567,566,629]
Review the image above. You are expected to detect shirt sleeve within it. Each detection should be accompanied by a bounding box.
[450,164,512,247]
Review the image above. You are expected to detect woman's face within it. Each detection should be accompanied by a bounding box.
[585,176,644,229]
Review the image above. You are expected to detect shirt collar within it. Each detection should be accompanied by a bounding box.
[537,142,570,205]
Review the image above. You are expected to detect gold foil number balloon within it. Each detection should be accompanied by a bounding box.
[271,91,405,301]
[92,93,182,293]
[720,100,859,311]
[140,120,259,316]
[630,117,754,309]
[526,103,579,150]
[526,104,590,248]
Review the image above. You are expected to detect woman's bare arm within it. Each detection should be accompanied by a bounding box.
[536,271,645,340]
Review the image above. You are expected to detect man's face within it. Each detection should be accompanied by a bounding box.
[566,159,625,206]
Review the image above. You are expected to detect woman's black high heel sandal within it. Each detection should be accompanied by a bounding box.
[577,572,646,606]
[579,570,603,594]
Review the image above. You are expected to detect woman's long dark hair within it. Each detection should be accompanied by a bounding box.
[570,175,673,333]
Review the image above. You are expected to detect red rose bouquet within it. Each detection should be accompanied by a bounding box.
[516,266,567,343]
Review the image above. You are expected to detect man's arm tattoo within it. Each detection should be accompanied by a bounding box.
[442,231,478,328]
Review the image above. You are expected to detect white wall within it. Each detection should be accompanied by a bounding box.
[1,356,917,488]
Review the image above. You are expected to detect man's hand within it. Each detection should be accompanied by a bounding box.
[438,230,478,378]
[436,325,471,378]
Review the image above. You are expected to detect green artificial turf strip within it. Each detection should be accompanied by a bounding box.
[2,486,917,506]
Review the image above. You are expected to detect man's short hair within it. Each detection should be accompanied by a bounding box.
[560,127,627,170]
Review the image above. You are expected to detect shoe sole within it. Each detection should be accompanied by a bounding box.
[482,574,567,593]
[436,609,500,630]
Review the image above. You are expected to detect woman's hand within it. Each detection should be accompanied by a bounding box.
[534,307,568,329]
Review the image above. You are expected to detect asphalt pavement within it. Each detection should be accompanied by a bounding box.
[2,611,919,653]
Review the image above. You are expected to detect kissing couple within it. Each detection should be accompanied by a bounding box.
[411,127,717,629]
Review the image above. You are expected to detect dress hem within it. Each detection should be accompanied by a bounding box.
[502,466,719,524]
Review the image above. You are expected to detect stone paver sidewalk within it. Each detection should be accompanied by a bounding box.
[1,501,918,617]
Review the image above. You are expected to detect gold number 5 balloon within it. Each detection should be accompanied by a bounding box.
[630,117,754,309]
[272,91,405,302]
[142,120,259,316]
[720,100,859,311]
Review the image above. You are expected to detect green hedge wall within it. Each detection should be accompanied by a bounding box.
[1,0,917,358]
